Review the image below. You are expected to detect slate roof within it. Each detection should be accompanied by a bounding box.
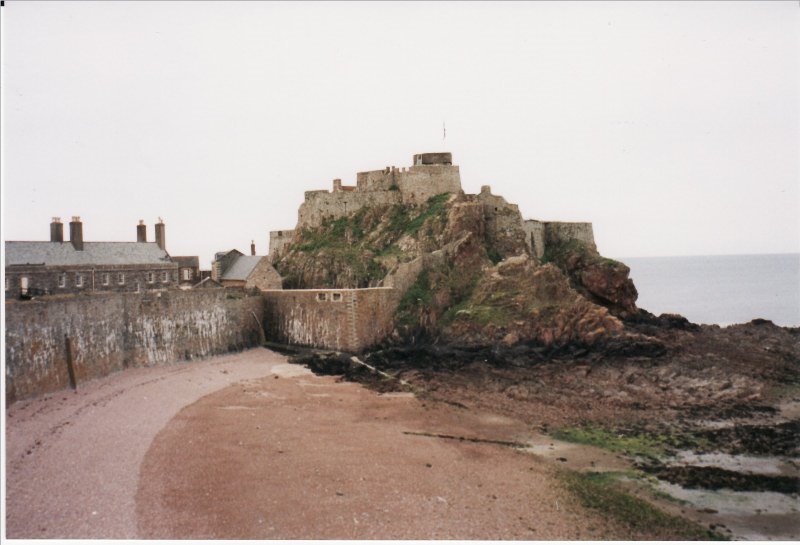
[5,241,174,267]
[172,255,199,268]
[220,255,263,281]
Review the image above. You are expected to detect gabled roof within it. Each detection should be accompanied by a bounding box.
[5,241,173,267]
[220,255,263,281]
[172,256,199,268]
[214,249,243,261]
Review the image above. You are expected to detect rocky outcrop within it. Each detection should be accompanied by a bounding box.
[545,239,639,318]
[442,255,637,348]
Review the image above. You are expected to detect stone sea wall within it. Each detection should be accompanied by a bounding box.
[5,289,265,404]
[262,287,398,352]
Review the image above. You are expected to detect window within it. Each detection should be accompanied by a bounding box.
[20,277,29,293]
[58,274,66,288]
[332,292,342,302]
[183,269,191,281]
[146,272,154,284]
[161,271,169,283]
[102,273,110,286]
[118,273,125,285]
[317,292,327,302]
[5,276,9,291]
[75,273,84,288]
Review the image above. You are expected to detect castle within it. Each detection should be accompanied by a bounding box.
[5,151,604,403]
[269,152,596,264]
[261,152,598,352]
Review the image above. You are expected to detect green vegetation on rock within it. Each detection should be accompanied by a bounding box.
[552,424,712,461]
[280,194,455,289]
[553,426,668,459]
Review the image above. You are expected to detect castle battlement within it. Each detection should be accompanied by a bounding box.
[270,151,597,263]
[293,153,463,229]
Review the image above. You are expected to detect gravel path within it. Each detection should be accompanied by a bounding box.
[6,347,609,539]
[5,348,283,538]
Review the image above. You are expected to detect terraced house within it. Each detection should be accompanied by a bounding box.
[4,217,181,298]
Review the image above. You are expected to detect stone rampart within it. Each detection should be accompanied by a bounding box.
[544,222,596,250]
[356,165,462,203]
[262,287,397,352]
[297,189,401,229]
[268,230,296,262]
[523,220,546,259]
[293,156,463,231]
[5,289,265,404]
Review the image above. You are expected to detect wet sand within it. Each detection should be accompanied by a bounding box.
[6,348,611,539]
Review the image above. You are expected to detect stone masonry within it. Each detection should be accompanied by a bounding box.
[5,289,265,404]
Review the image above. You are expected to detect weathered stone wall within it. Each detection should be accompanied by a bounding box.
[523,220,546,259]
[396,165,462,204]
[262,287,397,352]
[5,289,265,404]
[245,258,283,290]
[544,222,596,251]
[413,152,452,165]
[297,189,401,229]
[268,229,296,262]
[356,165,462,203]
[296,163,463,230]
[474,186,529,259]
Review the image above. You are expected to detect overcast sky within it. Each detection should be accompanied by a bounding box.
[2,1,798,267]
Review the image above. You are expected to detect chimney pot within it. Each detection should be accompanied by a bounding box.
[251,240,256,256]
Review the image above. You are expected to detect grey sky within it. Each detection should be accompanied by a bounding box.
[2,1,798,267]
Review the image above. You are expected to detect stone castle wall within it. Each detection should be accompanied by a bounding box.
[5,289,265,404]
[268,230,296,262]
[544,222,596,251]
[297,189,401,230]
[294,163,462,230]
[262,287,398,352]
[523,220,546,259]
[356,165,462,204]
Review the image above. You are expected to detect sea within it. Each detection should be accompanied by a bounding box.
[617,253,800,327]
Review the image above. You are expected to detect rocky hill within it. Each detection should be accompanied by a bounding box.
[274,190,648,353]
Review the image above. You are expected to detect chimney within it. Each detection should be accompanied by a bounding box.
[69,216,83,251]
[155,218,166,251]
[251,240,256,256]
[50,217,64,242]
[333,178,342,192]
[137,220,147,242]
